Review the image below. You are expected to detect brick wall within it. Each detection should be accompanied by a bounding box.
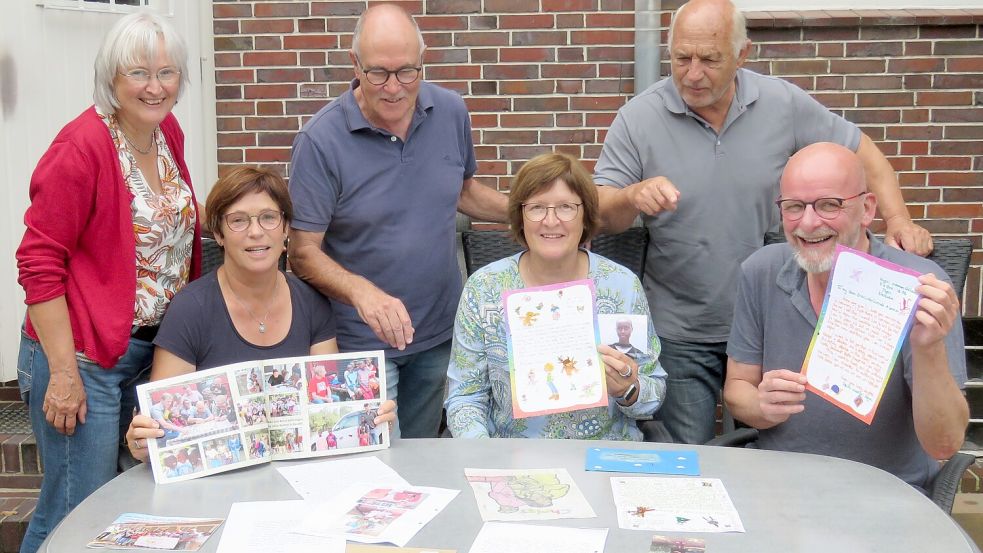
[210,1,983,316]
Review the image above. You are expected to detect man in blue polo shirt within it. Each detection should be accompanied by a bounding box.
[594,0,933,444]
[288,4,507,438]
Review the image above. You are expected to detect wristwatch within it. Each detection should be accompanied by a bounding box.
[615,381,638,406]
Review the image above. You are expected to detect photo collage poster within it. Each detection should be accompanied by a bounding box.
[136,351,388,484]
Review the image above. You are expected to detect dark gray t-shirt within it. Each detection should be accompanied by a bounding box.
[594,69,861,343]
[155,271,336,370]
[727,235,967,490]
[288,80,477,357]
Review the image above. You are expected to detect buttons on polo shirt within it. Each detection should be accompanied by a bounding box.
[390,136,397,142]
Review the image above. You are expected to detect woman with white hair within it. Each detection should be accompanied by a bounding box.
[15,12,200,551]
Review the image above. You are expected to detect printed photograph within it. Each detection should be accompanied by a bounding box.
[265,363,303,393]
[244,429,271,460]
[342,488,428,537]
[270,427,304,454]
[235,365,264,395]
[156,444,204,479]
[201,434,246,469]
[308,401,385,451]
[236,395,268,427]
[144,374,240,447]
[598,313,649,360]
[268,392,301,418]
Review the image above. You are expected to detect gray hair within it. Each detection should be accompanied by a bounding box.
[668,1,748,59]
[351,4,426,62]
[93,11,189,114]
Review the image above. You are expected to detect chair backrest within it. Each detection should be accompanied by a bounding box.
[763,232,973,300]
[200,235,287,275]
[461,227,650,279]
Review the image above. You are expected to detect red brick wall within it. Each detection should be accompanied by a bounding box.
[211,2,983,316]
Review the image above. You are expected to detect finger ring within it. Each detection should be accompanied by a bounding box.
[132,440,142,450]
[619,365,632,378]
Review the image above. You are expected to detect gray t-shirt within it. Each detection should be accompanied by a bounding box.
[727,235,967,490]
[154,271,336,370]
[594,69,861,343]
[289,80,477,357]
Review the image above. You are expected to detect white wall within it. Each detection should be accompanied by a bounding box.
[0,0,215,381]
[734,0,983,9]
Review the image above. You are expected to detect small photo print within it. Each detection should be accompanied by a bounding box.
[201,434,246,469]
[308,401,385,451]
[268,392,301,418]
[244,429,271,460]
[343,488,428,537]
[598,313,649,360]
[235,365,264,396]
[270,427,304,454]
[145,374,240,448]
[156,444,205,479]
[266,362,304,393]
[236,395,268,427]
[650,535,706,553]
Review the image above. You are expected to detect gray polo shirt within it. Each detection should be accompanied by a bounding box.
[727,234,967,490]
[289,80,477,356]
[594,69,861,343]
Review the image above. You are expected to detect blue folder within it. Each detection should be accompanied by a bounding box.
[585,448,699,475]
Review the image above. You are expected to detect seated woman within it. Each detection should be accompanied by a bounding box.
[126,167,395,458]
[445,153,667,439]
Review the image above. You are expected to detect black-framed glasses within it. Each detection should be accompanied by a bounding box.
[118,68,181,84]
[521,202,583,222]
[775,192,866,222]
[224,210,284,233]
[354,54,422,85]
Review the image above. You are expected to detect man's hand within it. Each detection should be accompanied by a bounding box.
[625,177,681,215]
[910,273,959,350]
[757,369,807,425]
[352,281,415,350]
[43,367,87,435]
[884,218,932,256]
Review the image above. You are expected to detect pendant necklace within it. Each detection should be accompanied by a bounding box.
[225,271,279,334]
[120,128,156,155]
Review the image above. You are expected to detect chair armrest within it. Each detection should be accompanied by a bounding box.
[705,427,759,447]
[930,452,977,514]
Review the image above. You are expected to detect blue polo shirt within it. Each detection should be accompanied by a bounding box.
[289,80,477,356]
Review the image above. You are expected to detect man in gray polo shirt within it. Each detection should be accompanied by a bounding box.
[288,5,507,438]
[724,142,966,490]
[593,0,931,444]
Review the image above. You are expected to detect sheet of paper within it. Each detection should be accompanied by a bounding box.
[585,448,699,476]
[217,501,344,553]
[346,545,456,553]
[297,485,459,547]
[801,245,921,424]
[611,477,745,533]
[88,513,224,551]
[503,280,607,418]
[464,468,596,521]
[277,456,410,501]
[467,522,607,553]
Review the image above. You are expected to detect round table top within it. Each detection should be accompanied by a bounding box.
[45,438,976,552]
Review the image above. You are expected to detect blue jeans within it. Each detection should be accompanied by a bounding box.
[657,338,726,445]
[17,333,153,553]
[385,339,451,439]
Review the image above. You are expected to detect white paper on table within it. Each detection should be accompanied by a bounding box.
[296,484,459,547]
[610,477,745,533]
[503,280,608,418]
[277,456,410,501]
[217,501,345,553]
[464,468,596,521]
[467,522,607,553]
[801,246,921,424]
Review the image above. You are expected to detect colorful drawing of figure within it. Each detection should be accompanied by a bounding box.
[630,506,656,518]
[581,381,599,398]
[469,474,569,514]
[550,304,560,320]
[559,355,579,390]
[544,363,559,400]
[521,311,539,326]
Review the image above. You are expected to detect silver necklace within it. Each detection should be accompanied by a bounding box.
[120,127,156,155]
[225,271,279,334]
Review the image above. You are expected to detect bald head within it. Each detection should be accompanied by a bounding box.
[352,4,425,60]
[781,142,866,199]
[669,0,748,58]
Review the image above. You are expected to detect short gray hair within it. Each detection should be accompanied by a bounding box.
[93,11,189,114]
[668,1,748,59]
[351,4,426,62]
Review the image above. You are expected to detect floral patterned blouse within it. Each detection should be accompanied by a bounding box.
[445,250,667,440]
[99,109,196,326]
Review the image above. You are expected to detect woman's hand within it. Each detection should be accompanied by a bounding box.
[125,414,164,463]
[43,368,87,436]
[598,345,639,405]
[375,400,397,426]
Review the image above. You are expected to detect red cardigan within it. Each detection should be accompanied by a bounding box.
[16,106,202,368]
